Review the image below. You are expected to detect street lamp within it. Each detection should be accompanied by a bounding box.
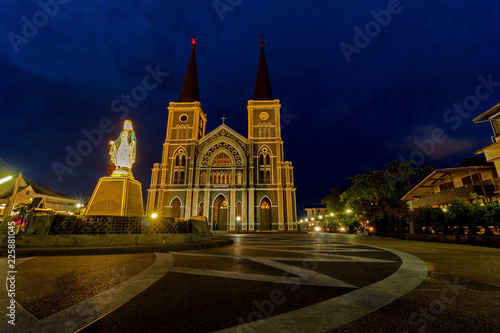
[1,174,22,220]
[236,216,241,232]
[0,176,13,185]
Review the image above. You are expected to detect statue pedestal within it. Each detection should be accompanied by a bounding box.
[85,177,144,216]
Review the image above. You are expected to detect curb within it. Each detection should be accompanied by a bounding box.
[1,238,233,257]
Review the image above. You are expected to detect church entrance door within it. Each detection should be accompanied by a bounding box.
[213,195,228,231]
[172,198,181,218]
[260,198,271,231]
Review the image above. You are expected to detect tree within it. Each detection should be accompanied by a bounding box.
[340,160,434,231]
[321,188,346,214]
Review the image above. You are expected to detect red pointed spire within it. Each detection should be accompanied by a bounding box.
[253,35,274,100]
[179,36,200,102]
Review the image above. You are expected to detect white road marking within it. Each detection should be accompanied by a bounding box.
[0,253,173,333]
[216,245,428,333]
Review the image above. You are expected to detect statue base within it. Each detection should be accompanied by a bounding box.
[85,177,144,216]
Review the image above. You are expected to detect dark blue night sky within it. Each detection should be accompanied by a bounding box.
[2,0,500,215]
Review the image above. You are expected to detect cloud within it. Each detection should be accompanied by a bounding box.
[402,125,476,160]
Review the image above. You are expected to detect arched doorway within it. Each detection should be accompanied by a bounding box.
[171,198,181,218]
[260,198,271,230]
[213,195,228,231]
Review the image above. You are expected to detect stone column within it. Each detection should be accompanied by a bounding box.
[278,188,284,230]
[230,189,236,231]
[192,189,199,216]
[249,188,255,231]
[185,189,192,219]
[204,190,210,226]
[242,189,248,231]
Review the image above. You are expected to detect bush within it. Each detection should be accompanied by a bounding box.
[412,207,446,233]
[411,199,500,235]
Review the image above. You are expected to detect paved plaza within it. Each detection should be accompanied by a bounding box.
[1,233,499,332]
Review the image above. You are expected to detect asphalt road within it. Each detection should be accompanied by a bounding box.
[1,233,499,332]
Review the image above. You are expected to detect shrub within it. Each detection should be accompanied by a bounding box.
[412,207,447,233]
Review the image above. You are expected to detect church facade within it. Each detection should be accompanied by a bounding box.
[146,38,297,231]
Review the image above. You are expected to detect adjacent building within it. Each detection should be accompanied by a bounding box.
[0,172,79,217]
[473,102,500,194]
[304,205,328,222]
[146,38,297,232]
[401,166,499,209]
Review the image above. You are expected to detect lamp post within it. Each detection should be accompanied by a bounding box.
[2,174,22,220]
[236,216,241,233]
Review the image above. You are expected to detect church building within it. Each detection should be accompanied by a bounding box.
[146,37,297,232]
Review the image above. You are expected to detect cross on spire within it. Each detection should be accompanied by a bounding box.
[221,116,227,124]
[191,36,198,49]
[259,34,265,42]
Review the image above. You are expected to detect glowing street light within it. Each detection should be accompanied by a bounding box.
[76,203,83,208]
[346,209,352,214]
[151,213,158,219]
[0,176,13,185]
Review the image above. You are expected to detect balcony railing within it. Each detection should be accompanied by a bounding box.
[411,185,497,208]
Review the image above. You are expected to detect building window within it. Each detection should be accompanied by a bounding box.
[173,171,178,184]
[237,171,242,185]
[439,182,454,192]
[266,170,271,184]
[213,152,232,166]
[260,200,270,209]
[201,171,206,184]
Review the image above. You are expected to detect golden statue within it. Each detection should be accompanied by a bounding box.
[109,120,136,178]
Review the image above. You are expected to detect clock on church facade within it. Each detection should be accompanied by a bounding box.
[146,37,297,232]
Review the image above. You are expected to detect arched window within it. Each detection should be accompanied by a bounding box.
[265,154,270,166]
[228,172,232,184]
[259,154,264,166]
[237,171,242,185]
[266,170,271,184]
[260,199,270,209]
[173,171,179,184]
[180,171,185,184]
[175,156,180,166]
[181,155,186,166]
[213,152,232,166]
[259,170,265,183]
[211,172,215,184]
[201,171,206,184]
